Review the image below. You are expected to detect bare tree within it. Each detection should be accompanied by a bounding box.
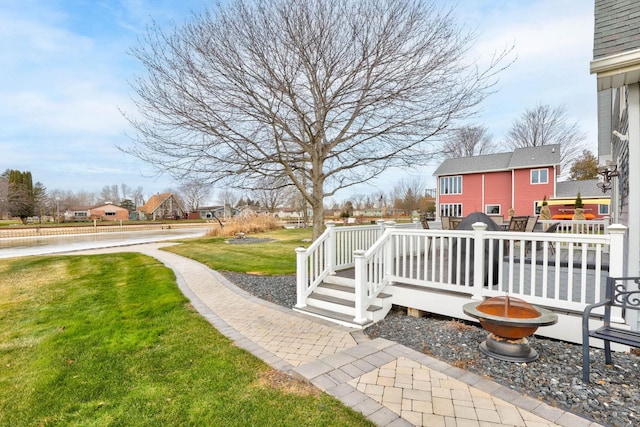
[131,186,145,209]
[505,104,587,175]
[350,194,367,211]
[78,191,97,206]
[218,189,239,218]
[441,125,495,158]
[120,183,130,201]
[392,177,427,214]
[99,185,121,204]
[124,0,510,238]
[251,176,293,213]
[178,179,212,211]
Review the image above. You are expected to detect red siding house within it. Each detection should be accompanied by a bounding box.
[434,145,560,220]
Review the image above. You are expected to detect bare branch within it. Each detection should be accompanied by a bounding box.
[440,124,495,159]
[122,0,511,237]
[505,103,588,176]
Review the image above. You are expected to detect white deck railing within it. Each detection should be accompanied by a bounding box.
[295,221,391,307]
[297,220,627,324]
[538,218,610,235]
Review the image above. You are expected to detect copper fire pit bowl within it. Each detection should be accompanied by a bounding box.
[463,296,558,362]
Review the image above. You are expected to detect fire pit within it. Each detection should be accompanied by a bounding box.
[463,296,558,362]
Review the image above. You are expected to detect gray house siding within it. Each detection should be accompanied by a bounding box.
[593,0,640,330]
[594,0,640,59]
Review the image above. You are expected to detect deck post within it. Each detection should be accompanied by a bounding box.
[607,224,628,324]
[472,222,488,300]
[384,221,396,277]
[295,247,308,308]
[326,221,336,275]
[353,249,368,324]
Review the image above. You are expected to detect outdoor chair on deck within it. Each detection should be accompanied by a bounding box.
[545,222,560,254]
[449,217,463,230]
[505,216,529,256]
[441,216,451,230]
[525,216,538,232]
[420,213,430,230]
[507,216,529,232]
[420,214,434,252]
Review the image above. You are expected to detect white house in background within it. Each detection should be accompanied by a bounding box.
[591,0,640,329]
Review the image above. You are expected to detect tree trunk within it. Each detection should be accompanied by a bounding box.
[312,201,324,240]
[310,177,325,240]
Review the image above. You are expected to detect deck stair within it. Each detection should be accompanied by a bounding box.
[293,274,393,329]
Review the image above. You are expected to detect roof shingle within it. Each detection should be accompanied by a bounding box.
[433,145,561,176]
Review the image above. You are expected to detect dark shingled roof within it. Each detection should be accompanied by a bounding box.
[556,179,604,199]
[594,0,640,59]
[433,145,561,176]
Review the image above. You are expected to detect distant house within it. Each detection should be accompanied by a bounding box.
[194,205,240,219]
[90,203,129,221]
[64,206,92,221]
[138,193,185,220]
[433,145,611,221]
[64,203,129,221]
[543,180,610,220]
[434,145,561,220]
[273,207,313,219]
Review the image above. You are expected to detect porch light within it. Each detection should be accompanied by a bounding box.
[597,161,619,193]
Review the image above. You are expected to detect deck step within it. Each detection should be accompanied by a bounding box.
[297,278,393,327]
[293,305,372,328]
[323,274,355,286]
[308,292,383,312]
[314,282,392,300]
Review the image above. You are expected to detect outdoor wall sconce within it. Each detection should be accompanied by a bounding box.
[597,161,619,193]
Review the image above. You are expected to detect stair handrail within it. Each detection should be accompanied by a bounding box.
[353,223,396,323]
[296,220,387,309]
[295,222,335,308]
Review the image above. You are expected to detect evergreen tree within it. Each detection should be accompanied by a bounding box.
[3,169,35,222]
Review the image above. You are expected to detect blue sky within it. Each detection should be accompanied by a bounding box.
[0,0,596,202]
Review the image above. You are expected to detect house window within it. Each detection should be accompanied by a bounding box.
[531,169,548,184]
[105,212,116,217]
[440,203,462,217]
[485,205,500,215]
[599,204,609,215]
[74,212,87,218]
[439,176,462,195]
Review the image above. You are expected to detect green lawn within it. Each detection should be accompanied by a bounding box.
[0,251,371,426]
[166,227,313,275]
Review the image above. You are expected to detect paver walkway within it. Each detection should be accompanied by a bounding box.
[74,243,602,427]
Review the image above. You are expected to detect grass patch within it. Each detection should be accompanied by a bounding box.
[167,227,313,275]
[0,254,371,426]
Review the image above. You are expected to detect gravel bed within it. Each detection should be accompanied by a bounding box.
[221,272,640,427]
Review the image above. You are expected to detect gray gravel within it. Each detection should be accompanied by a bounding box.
[221,272,640,427]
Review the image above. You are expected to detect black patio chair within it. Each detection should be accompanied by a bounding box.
[545,222,560,254]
